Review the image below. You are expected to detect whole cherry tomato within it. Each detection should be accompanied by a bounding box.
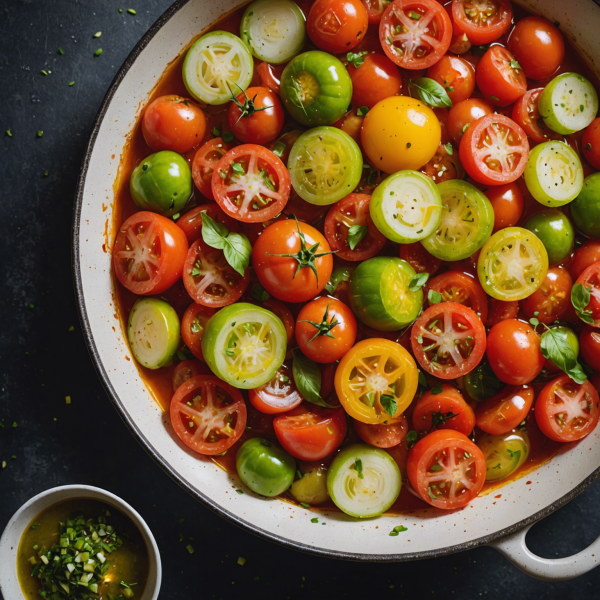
[485,182,524,233]
[521,267,573,325]
[307,0,368,54]
[447,98,493,144]
[569,241,600,281]
[228,87,285,145]
[347,53,402,108]
[582,118,600,170]
[427,55,475,104]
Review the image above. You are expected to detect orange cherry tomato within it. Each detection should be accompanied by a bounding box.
[476,385,535,435]
[568,241,600,281]
[412,385,476,436]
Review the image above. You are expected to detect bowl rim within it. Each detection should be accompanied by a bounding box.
[72,0,600,562]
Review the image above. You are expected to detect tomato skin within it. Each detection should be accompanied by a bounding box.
[569,241,600,282]
[257,61,285,94]
[273,407,348,461]
[452,0,512,46]
[427,55,475,104]
[535,375,600,442]
[486,319,544,385]
[228,87,285,145]
[172,359,211,392]
[582,118,600,170]
[354,416,408,448]
[521,267,573,325]
[447,98,493,145]
[485,182,524,233]
[361,0,392,23]
[296,297,357,363]
[507,17,565,81]
[399,242,441,275]
[112,211,189,295]
[176,203,238,245]
[476,385,535,435]
[253,220,334,303]
[575,262,600,327]
[512,89,562,144]
[191,137,235,201]
[580,326,600,371]
[407,429,486,509]
[412,385,476,436]
[485,299,519,328]
[248,363,303,414]
[307,0,368,54]
[142,95,206,153]
[348,53,402,108]
[181,302,216,360]
[476,46,527,107]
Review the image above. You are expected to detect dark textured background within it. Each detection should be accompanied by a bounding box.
[1,1,600,598]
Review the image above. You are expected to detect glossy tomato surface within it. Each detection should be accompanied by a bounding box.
[307,0,368,53]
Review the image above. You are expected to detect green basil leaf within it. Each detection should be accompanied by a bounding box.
[200,211,228,250]
[430,384,442,395]
[356,106,369,117]
[572,282,591,312]
[272,141,286,157]
[223,233,251,277]
[292,350,330,408]
[325,266,353,295]
[380,394,398,417]
[347,50,367,68]
[347,224,369,250]
[231,161,245,175]
[444,143,454,155]
[464,361,503,401]
[251,284,270,303]
[540,328,587,385]
[408,272,429,292]
[428,289,442,304]
[408,77,452,108]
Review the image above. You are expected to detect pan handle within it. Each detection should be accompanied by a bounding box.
[488,523,600,581]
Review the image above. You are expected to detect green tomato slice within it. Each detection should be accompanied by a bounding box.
[477,227,549,301]
[183,31,253,105]
[478,430,530,482]
[349,257,423,331]
[201,303,287,389]
[538,72,599,135]
[327,444,401,518]
[240,0,306,64]
[421,180,494,261]
[524,141,584,207]
[571,172,600,239]
[127,298,180,369]
[370,170,443,243]
[288,126,363,206]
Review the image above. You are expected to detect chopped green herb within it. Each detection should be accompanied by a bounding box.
[352,458,364,479]
[311,517,319,523]
[37,131,43,138]
[6,129,12,137]
[58,47,64,55]
[94,32,102,38]
[186,544,194,554]
[127,8,137,15]
[237,556,246,565]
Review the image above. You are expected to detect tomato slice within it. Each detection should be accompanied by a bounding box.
[476,45,527,107]
[192,137,235,201]
[183,239,250,307]
[476,385,534,435]
[324,193,386,261]
[512,88,563,144]
[407,430,486,509]
[412,384,476,436]
[176,203,238,245]
[452,0,512,46]
[575,262,600,327]
[354,416,408,448]
[172,359,211,392]
[273,406,348,461]
[362,0,393,24]
[535,374,600,442]
[459,114,529,185]
[379,0,452,70]
[399,242,441,275]
[411,302,486,379]
[181,302,216,360]
[426,271,489,324]
[170,375,247,455]
[112,211,188,295]
[249,363,303,414]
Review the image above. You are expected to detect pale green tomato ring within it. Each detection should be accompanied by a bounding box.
[288,126,363,206]
[421,180,494,261]
[326,444,402,518]
[240,0,306,64]
[202,303,287,389]
[127,298,181,370]
[370,170,443,243]
[539,72,599,135]
[478,431,530,482]
[183,31,253,105]
[524,141,584,207]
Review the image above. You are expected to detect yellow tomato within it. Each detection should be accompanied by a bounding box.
[361,97,441,174]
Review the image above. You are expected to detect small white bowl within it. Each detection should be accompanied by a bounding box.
[0,485,161,600]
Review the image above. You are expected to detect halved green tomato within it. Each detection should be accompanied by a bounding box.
[524,141,584,207]
[183,31,254,105]
[477,430,530,482]
[349,257,423,331]
[201,302,287,389]
[327,444,401,518]
[370,170,443,243]
[477,227,549,301]
[288,126,363,206]
[421,180,494,261]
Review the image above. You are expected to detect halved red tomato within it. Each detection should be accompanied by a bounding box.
[452,0,512,46]
[521,267,573,325]
[112,211,188,295]
[412,384,475,436]
[535,374,600,442]
[354,416,408,448]
[249,363,303,414]
[459,114,529,185]
[426,271,489,323]
[211,144,291,223]
[176,203,238,245]
[172,359,211,392]
[170,375,247,455]
[192,137,235,201]
[324,193,386,261]
[411,302,487,379]
[273,406,348,461]
[399,242,442,275]
[181,302,216,360]
[512,88,563,144]
[183,239,250,307]
[476,385,534,435]
[407,429,486,509]
[575,262,600,328]
[362,0,392,23]
[379,0,452,70]
[476,45,527,107]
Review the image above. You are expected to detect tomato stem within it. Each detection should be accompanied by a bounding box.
[298,302,340,343]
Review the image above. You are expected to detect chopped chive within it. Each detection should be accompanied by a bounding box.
[58,47,64,55]
[69,81,75,86]
[127,8,137,14]
[186,544,194,554]
[94,48,103,56]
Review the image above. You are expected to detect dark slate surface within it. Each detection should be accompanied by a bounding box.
[1,1,600,598]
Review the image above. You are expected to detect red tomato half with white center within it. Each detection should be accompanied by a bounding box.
[183,239,250,307]
[211,144,291,223]
[407,429,486,509]
[476,45,527,107]
[426,271,488,323]
[511,89,563,144]
[459,114,529,185]
[476,385,535,435]
[412,385,475,436]
[535,375,600,442]
[181,302,216,360]
[324,193,386,261]
[170,375,247,455]
[112,211,188,295]
[192,137,235,201]
[575,263,600,328]
[249,363,303,414]
[354,416,408,448]
[172,359,211,392]
[273,406,348,461]
[411,302,486,379]
[452,0,512,46]
[176,203,238,245]
[379,0,452,70]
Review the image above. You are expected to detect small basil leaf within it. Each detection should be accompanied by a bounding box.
[380,394,398,417]
[325,266,353,295]
[408,77,453,108]
[571,283,594,323]
[223,233,251,277]
[428,289,442,304]
[408,272,429,292]
[444,143,454,155]
[347,50,367,68]
[292,351,331,408]
[540,327,587,385]
[347,225,369,250]
[200,211,228,250]
[356,106,369,117]
[251,284,270,303]
[231,161,245,175]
